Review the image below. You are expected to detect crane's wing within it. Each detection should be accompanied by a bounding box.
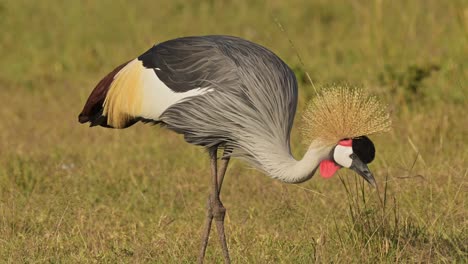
[78,36,238,128]
[138,36,238,93]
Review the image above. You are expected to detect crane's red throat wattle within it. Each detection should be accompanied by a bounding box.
[319,160,340,178]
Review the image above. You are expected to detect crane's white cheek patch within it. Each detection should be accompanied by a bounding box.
[320,160,340,178]
[333,145,353,168]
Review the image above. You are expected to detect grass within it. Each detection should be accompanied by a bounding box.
[0,0,466,262]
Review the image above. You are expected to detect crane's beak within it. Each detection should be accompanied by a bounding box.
[350,154,376,187]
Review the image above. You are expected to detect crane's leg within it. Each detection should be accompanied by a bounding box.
[198,147,231,264]
[213,149,231,264]
[217,147,232,191]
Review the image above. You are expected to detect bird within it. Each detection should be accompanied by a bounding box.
[78,35,391,263]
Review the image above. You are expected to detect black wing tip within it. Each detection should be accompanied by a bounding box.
[78,114,89,124]
[79,113,155,129]
[78,110,109,127]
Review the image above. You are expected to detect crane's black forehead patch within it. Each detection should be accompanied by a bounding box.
[352,136,375,164]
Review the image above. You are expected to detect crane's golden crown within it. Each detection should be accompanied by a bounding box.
[301,86,391,145]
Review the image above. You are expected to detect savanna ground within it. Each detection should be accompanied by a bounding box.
[0,0,466,263]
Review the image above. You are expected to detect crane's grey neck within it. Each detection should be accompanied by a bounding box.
[253,141,333,184]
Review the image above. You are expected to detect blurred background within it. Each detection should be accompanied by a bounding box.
[0,0,466,262]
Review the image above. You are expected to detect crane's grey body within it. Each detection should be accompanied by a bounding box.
[140,36,298,179]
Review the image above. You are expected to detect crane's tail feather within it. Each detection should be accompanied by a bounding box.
[78,59,155,129]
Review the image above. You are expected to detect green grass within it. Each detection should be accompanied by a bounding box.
[0,0,466,262]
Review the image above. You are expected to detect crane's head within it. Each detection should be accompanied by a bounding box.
[302,86,391,187]
[320,136,376,186]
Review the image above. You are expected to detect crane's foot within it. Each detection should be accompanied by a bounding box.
[197,195,231,264]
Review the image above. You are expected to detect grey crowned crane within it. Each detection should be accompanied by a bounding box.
[78,35,391,263]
